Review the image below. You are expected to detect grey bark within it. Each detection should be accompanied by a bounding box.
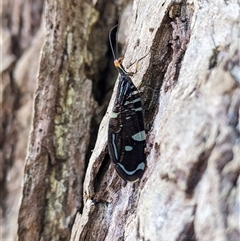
[1,1,44,240]
[72,0,240,241]
[1,0,239,241]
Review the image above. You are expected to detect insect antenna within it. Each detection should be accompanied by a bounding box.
[109,25,118,60]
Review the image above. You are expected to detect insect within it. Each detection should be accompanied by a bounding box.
[108,25,146,182]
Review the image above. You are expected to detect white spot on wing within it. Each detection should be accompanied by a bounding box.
[125,146,133,151]
[111,112,119,118]
[117,162,145,176]
[134,107,142,112]
[132,130,145,141]
[131,90,139,95]
[112,134,118,160]
[124,97,141,106]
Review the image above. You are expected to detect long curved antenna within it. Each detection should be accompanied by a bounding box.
[109,25,118,60]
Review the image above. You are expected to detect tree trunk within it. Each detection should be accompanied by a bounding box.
[71,0,240,241]
[16,0,127,240]
[1,1,44,240]
[2,0,239,241]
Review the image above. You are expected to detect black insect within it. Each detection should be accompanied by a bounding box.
[108,26,146,182]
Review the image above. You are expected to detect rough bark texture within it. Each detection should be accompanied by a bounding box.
[72,0,240,241]
[2,0,239,241]
[1,1,44,240]
[15,0,127,241]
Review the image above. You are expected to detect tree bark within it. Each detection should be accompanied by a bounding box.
[16,0,127,240]
[1,1,44,240]
[71,0,240,241]
[2,0,239,241]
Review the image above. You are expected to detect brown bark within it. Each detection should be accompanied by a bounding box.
[16,0,128,241]
[2,0,239,241]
